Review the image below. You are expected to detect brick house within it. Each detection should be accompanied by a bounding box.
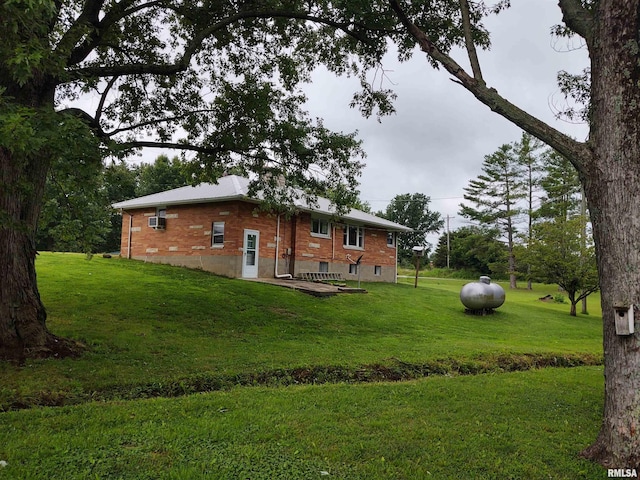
[112,175,411,282]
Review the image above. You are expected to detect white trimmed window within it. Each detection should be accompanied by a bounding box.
[157,207,167,218]
[374,266,382,276]
[343,225,364,249]
[212,221,225,246]
[311,218,330,237]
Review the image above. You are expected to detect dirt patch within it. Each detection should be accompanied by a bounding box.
[0,334,85,365]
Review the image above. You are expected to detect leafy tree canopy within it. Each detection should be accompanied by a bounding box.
[383,192,443,263]
[0,0,499,213]
[432,225,506,277]
[522,216,598,316]
[136,155,190,197]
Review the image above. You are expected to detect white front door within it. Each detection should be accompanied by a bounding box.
[242,229,259,278]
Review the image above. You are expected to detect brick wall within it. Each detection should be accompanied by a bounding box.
[119,201,398,282]
[291,212,398,282]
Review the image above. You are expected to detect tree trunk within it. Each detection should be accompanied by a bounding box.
[0,69,84,360]
[0,147,53,360]
[581,2,640,468]
[507,220,517,289]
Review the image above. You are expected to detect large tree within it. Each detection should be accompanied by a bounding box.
[386,0,640,468]
[101,160,138,253]
[383,192,443,264]
[36,146,111,254]
[515,132,544,290]
[536,149,582,222]
[459,143,525,289]
[524,216,599,316]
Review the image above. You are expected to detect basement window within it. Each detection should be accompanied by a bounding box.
[374,266,382,276]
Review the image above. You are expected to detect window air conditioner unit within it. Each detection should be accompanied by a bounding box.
[148,216,166,229]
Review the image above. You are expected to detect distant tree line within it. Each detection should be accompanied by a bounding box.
[37,155,190,254]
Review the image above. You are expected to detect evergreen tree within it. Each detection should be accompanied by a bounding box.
[515,132,545,289]
[537,150,582,221]
[459,144,525,288]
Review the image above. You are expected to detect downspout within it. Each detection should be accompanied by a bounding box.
[332,224,335,260]
[275,214,292,279]
[394,231,398,284]
[123,210,133,259]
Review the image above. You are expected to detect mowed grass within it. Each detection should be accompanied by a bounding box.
[0,253,607,478]
[0,367,604,479]
[0,253,602,409]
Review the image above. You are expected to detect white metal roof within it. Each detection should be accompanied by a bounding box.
[112,175,412,232]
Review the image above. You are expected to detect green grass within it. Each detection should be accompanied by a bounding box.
[0,367,604,479]
[0,253,602,409]
[0,253,607,478]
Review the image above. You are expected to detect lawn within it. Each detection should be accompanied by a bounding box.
[0,253,606,478]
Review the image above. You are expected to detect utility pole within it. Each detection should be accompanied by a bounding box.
[446,215,454,269]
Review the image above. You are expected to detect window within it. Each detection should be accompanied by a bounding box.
[150,207,167,229]
[311,218,330,237]
[374,266,382,276]
[343,225,364,249]
[212,221,225,246]
[349,263,358,275]
[319,261,329,273]
[387,232,395,247]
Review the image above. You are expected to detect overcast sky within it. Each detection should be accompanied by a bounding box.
[302,0,590,246]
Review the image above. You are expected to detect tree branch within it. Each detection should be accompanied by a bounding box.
[54,0,109,62]
[557,0,594,43]
[459,0,483,82]
[65,1,166,66]
[95,76,118,124]
[113,140,224,156]
[388,0,591,173]
[57,107,110,142]
[105,109,216,136]
[70,9,377,78]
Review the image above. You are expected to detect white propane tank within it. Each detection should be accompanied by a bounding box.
[460,276,505,313]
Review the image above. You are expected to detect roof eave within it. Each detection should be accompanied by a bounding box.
[112,194,259,210]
